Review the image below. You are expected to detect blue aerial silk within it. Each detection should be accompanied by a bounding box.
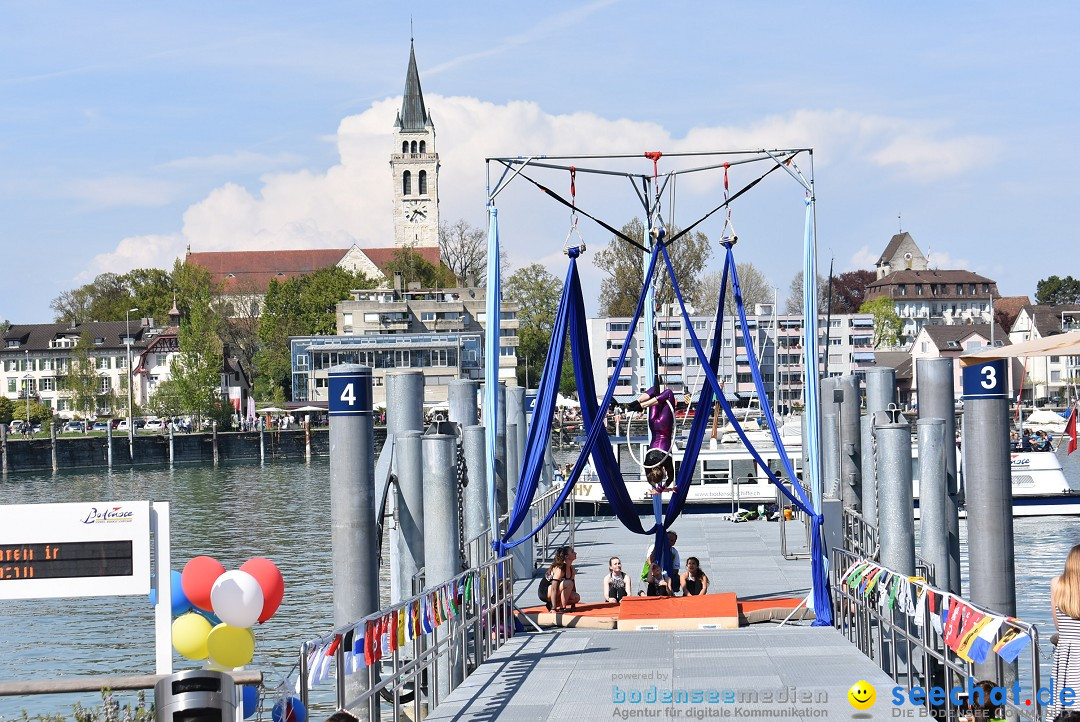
[484,205,501,546]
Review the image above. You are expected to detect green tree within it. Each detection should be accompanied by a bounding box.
[594,219,712,317]
[0,396,13,424]
[65,332,100,419]
[384,245,456,289]
[172,285,224,428]
[1035,275,1080,306]
[861,296,903,349]
[127,267,175,322]
[145,376,185,419]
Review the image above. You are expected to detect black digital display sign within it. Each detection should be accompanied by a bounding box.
[0,541,134,580]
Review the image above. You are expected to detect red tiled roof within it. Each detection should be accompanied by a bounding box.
[185,246,442,293]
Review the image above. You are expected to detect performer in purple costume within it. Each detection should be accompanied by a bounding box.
[626,385,678,494]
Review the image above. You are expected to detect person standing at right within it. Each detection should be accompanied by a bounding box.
[1049,544,1080,721]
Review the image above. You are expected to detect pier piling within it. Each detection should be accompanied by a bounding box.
[875,410,915,576]
[462,424,489,556]
[916,418,949,590]
[506,387,533,579]
[837,374,861,510]
[396,431,425,595]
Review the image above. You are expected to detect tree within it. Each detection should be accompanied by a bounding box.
[829,270,877,314]
[1035,275,1080,306]
[504,263,569,390]
[439,219,487,286]
[50,267,179,324]
[172,285,224,429]
[383,245,456,289]
[861,296,902,349]
[785,270,829,314]
[64,331,100,419]
[594,219,712,317]
[697,263,774,316]
[0,396,13,425]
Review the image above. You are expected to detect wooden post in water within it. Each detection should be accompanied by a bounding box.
[1,423,7,476]
[305,417,311,461]
[106,423,113,468]
[212,421,219,465]
[168,424,175,466]
[259,426,265,463]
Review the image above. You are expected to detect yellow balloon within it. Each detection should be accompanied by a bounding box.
[172,613,212,660]
[207,623,256,668]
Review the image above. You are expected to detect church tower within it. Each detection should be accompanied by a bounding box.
[391,41,440,248]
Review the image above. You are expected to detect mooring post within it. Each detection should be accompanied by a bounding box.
[258,424,265,463]
[837,374,862,510]
[506,386,533,578]
[385,369,425,604]
[489,381,508,523]
[50,420,57,473]
[860,414,876,528]
[917,357,962,595]
[820,376,840,500]
[961,359,1016,682]
[462,424,489,559]
[448,379,479,429]
[396,431,424,597]
[211,421,219,465]
[916,418,949,590]
[875,411,915,576]
[1,423,8,476]
[168,424,175,467]
[106,423,113,468]
[861,367,896,532]
[423,432,463,696]
[327,364,377,715]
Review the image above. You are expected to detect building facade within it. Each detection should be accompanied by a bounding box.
[1009,304,1080,404]
[391,41,440,249]
[585,307,876,411]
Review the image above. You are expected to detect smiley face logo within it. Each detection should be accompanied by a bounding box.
[848,680,876,710]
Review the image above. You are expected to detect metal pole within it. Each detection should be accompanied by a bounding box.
[916,357,962,595]
[462,424,489,550]
[106,423,113,468]
[1,423,7,476]
[168,424,174,466]
[961,360,1015,681]
[327,364,377,715]
[494,382,508,521]
[875,411,915,576]
[423,433,462,695]
[50,419,57,472]
[448,379,479,429]
[860,413,877,527]
[916,418,949,591]
[820,377,840,499]
[837,374,861,510]
[506,387,532,579]
[211,421,218,465]
[385,370,425,605]
[396,431,424,597]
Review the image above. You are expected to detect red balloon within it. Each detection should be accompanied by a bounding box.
[182,556,226,612]
[240,557,284,623]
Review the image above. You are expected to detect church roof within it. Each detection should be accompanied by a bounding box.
[185,246,442,294]
[395,41,431,131]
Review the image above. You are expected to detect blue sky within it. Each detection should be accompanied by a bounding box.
[1,1,1077,323]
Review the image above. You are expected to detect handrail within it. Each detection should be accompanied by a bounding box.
[298,554,515,720]
[831,547,1041,721]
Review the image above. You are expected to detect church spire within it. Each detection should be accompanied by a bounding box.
[395,40,431,131]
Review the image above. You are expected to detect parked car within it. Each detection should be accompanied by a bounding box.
[144,419,166,432]
[116,419,129,431]
[62,421,86,433]
[110,418,123,429]
[92,421,110,432]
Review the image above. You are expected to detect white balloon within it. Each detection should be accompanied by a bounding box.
[210,570,264,628]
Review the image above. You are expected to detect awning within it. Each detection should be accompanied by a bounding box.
[959,330,1080,367]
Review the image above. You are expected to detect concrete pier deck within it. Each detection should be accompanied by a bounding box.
[426,513,897,720]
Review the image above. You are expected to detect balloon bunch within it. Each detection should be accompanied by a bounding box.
[167,556,285,670]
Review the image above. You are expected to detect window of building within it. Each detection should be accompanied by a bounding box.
[402,170,411,196]
[418,170,427,195]
[921,342,928,353]
[419,141,426,153]
[6,379,14,393]
[969,284,976,295]
[40,377,55,392]
[364,313,380,323]
[1052,370,1062,383]
[99,377,111,393]
[916,284,923,296]
[898,284,906,296]
[500,346,515,357]
[956,284,963,295]
[410,141,417,154]
[607,322,630,332]
[1050,356,1061,363]
[983,284,990,293]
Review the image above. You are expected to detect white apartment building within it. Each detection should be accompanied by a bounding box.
[1009,304,1080,404]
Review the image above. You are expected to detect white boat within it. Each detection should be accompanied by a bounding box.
[567,418,1080,517]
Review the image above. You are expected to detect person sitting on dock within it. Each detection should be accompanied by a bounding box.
[680,557,710,596]
[642,563,672,597]
[645,532,681,594]
[603,556,632,603]
[546,546,580,612]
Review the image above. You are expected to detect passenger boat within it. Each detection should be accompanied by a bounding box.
[567,418,1080,517]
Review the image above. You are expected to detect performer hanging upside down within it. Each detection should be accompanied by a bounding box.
[625,385,680,494]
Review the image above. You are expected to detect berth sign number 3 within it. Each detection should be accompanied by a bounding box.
[961,359,1008,400]
[328,368,373,416]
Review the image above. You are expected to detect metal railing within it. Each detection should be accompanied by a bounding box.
[841,505,880,561]
[298,554,516,721]
[777,480,812,559]
[831,547,1041,721]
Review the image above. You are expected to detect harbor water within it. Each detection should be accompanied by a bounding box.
[2,453,1079,719]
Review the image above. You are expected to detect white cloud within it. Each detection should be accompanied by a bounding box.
[847,246,879,270]
[78,233,186,281]
[84,97,1000,279]
[924,250,972,270]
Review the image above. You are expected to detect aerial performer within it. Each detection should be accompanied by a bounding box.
[624,385,688,495]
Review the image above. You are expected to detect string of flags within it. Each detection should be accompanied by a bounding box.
[841,559,1032,665]
[298,573,478,691]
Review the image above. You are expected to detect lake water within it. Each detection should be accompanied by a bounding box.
[1,452,1079,719]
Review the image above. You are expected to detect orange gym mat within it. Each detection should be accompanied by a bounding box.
[518,594,810,630]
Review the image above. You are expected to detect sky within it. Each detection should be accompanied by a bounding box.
[1,1,1077,324]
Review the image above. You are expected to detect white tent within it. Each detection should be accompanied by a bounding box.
[556,394,580,408]
[1023,408,1068,431]
[960,330,1080,366]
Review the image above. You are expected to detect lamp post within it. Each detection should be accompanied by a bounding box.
[127,307,138,450]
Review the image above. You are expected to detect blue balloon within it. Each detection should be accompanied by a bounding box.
[195,608,222,626]
[148,570,193,616]
[271,697,306,722]
[170,570,192,615]
[241,686,258,719]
